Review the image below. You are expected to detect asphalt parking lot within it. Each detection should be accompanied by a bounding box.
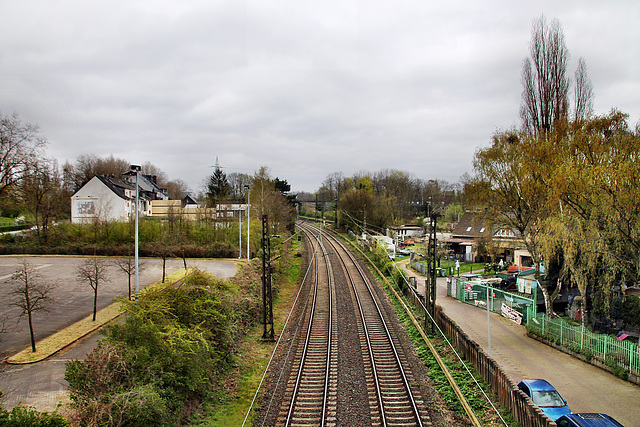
[0,256,238,361]
[0,256,239,412]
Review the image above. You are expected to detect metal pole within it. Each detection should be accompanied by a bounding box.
[246,186,250,261]
[487,284,491,357]
[134,170,139,300]
[261,214,274,340]
[239,208,242,259]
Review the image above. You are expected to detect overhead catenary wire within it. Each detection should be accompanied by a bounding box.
[360,240,509,427]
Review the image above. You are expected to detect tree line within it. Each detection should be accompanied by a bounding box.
[304,169,466,233]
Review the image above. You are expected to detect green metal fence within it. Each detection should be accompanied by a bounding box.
[527,314,640,376]
[450,278,537,324]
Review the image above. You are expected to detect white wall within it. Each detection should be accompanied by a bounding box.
[71,177,129,223]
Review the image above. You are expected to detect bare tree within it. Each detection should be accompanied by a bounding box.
[574,57,594,121]
[0,113,48,198]
[228,172,252,202]
[20,158,67,243]
[141,161,169,186]
[0,313,8,342]
[72,154,130,190]
[76,257,110,321]
[10,259,56,352]
[520,16,570,135]
[112,255,146,300]
[164,179,190,200]
[321,171,345,201]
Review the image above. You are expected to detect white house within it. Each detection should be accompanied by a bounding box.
[71,175,152,224]
[388,225,425,243]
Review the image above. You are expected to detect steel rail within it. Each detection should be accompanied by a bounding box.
[284,224,333,426]
[346,236,484,427]
[309,223,424,427]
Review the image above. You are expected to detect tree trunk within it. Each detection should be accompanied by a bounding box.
[28,310,36,352]
[93,287,98,321]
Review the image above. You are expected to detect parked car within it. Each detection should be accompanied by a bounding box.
[517,379,571,421]
[555,413,623,427]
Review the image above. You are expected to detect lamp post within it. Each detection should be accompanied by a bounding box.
[124,164,141,300]
[244,184,250,261]
[238,208,242,259]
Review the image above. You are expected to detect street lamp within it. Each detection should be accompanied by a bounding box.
[244,184,250,261]
[124,164,141,300]
[238,207,242,259]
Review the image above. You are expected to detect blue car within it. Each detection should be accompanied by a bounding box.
[556,413,623,427]
[517,379,571,421]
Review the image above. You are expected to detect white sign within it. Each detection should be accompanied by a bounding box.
[501,303,523,325]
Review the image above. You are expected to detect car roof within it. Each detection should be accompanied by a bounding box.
[559,413,623,426]
[519,378,556,391]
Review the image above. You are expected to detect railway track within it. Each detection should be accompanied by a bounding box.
[276,224,338,426]
[273,221,430,426]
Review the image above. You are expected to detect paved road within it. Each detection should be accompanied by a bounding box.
[0,256,238,412]
[402,261,639,426]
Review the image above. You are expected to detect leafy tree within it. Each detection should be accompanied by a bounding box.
[10,259,56,352]
[250,167,296,235]
[471,128,555,314]
[76,257,110,321]
[66,271,241,426]
[0,400,69,426]
[473,111,640,320]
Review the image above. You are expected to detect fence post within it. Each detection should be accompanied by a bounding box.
[560,319,563,345]
[604,336,608,360]
[581,324,584,350]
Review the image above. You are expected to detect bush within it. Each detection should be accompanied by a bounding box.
[0,400,68,426]
[65,268,262,426]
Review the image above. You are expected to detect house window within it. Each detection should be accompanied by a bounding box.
[466,227,472,232]
[480,227,485,233]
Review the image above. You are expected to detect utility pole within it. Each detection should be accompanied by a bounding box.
[261,215,274,341]
[425,213,438,332]
[245,185,250,261]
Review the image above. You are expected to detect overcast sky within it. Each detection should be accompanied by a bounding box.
[1,1,638,193]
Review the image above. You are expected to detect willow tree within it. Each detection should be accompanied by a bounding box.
[544,111,640,319]
[471,129,558,314]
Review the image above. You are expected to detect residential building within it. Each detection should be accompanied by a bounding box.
[388,225,425,244]
[71,175,152,224]
[444,211,529,264]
